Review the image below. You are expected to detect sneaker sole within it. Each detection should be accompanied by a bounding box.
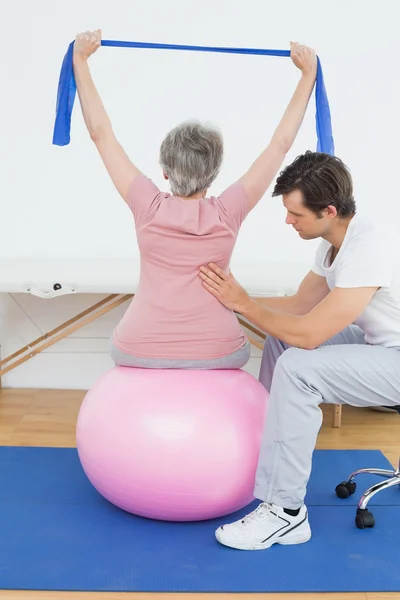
[215,527,312,551]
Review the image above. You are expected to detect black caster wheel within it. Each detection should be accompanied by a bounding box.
[355,508,375,529]
[335,480,356,498]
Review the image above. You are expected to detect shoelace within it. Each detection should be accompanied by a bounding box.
[242,502,274,524]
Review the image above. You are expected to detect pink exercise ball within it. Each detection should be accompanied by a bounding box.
[76,366,268,522]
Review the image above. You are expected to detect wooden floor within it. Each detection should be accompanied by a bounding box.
[0,387,399,600]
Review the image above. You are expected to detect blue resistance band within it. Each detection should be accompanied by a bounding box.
[52,40,334,155]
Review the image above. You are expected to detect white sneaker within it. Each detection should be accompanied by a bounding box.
[215,502,311,550]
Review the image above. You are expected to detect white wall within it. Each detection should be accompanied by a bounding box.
[0,0,399,389]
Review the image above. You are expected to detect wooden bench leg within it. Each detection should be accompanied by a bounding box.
[333,404,342,428]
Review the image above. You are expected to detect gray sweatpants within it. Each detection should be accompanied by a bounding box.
[254,325,400,509]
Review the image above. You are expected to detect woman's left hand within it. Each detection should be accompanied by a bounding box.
[199,263,250,312]
[290,41,317,77]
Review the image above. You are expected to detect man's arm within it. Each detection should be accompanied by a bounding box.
[73,30,141,202]
[255,270,330,315]
[239,42,317,210]
[198,263,377,349]
[240,286,378,349]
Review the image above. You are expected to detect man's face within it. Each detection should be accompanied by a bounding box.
[282,190,333,240]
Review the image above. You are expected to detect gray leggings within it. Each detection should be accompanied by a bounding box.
[110,340,251,370]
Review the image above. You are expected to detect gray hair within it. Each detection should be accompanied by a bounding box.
[159,120,223,197]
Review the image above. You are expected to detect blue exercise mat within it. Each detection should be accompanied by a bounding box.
[52,39,334,155]
[0,447,399,593]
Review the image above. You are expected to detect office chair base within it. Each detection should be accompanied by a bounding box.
[335,458,400,529]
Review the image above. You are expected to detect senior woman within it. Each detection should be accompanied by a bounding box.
[72,30,317,369]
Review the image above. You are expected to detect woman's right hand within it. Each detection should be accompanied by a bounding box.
[290,41,317,77]
[73,29,102,61]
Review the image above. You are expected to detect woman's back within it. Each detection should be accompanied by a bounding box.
[70,35,317,364]
[113,175,249,359]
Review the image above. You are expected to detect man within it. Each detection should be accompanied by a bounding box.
[199,150,400,551]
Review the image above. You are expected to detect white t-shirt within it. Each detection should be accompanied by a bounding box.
[312,212,400,347]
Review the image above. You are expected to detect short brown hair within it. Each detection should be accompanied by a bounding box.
[272,151,356,218]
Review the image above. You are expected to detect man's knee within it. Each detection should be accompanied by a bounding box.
[271,348,325,411]
[275,346,311,374]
